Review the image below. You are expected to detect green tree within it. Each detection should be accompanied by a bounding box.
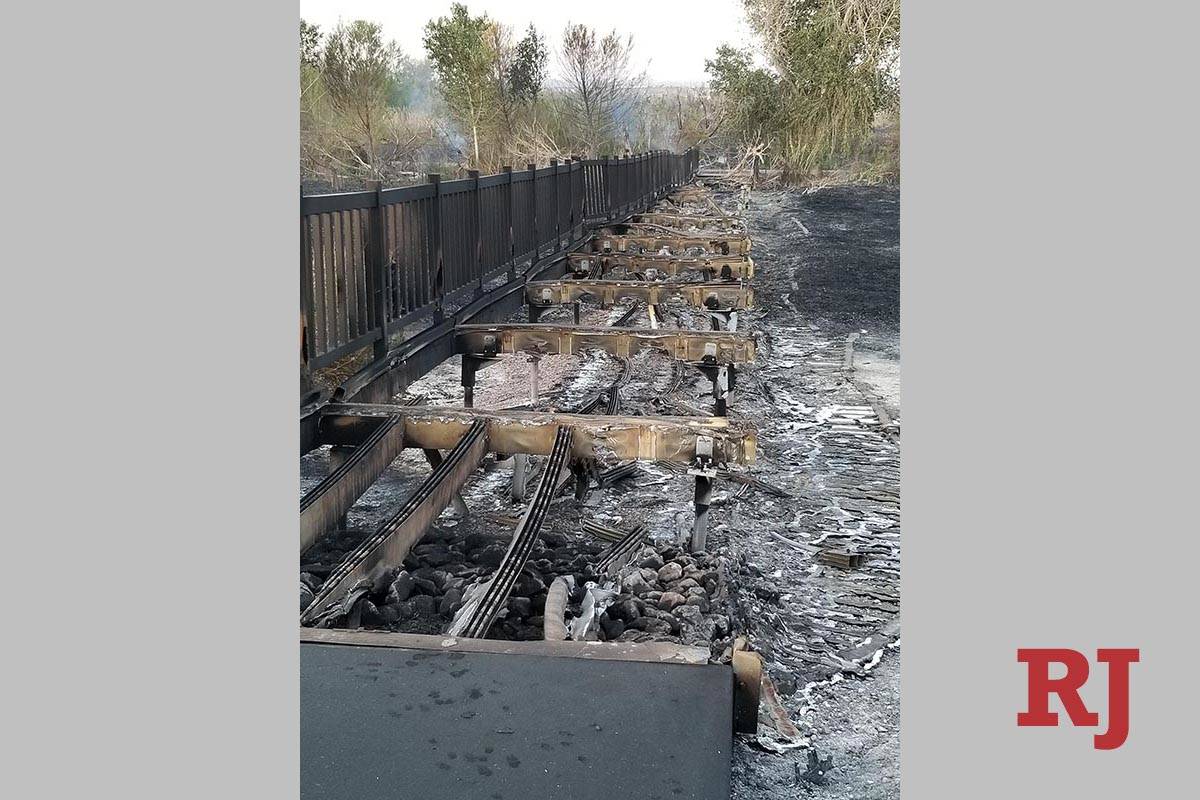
[508,24,547,104]
[740,0,899,171]
[317,21,402,180]
[423,3,497,169]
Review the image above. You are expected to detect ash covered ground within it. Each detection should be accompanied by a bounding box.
[300,182,900,799]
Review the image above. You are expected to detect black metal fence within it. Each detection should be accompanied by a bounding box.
[300,149,699,371]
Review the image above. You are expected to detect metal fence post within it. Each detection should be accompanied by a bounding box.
[550,158,560,251]
[503,165,515,279]
[429,173,444,323]
[602,155,613,220]
[367,179,388,361]
[300,185,315,395]
[528,162,538,262]
[567,158,577,240]
[469,169,483,296]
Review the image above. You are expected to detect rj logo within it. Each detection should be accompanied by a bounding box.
[1017,648,1139,750]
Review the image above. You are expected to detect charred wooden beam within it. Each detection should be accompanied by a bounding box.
[566,252,754,280]
[316,404,757,466]
[299,415,405,554]
[301,420,490,624]
[454,323,755,364]
[525,279,753,311]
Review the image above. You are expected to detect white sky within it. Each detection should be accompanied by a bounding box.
[299,0,759,85]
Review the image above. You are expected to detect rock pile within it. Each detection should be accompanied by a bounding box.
[597,546,731,648]
[300,524,732,649]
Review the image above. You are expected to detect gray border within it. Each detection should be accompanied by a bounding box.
[5,1,298,796]
[904,1,1200,796]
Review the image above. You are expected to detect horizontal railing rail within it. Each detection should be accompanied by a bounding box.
[300,148,699,381]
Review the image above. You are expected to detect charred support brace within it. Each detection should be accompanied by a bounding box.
[692,475,714,552]
[461,355,495,409]
[698,364,735,416]
[299,415,405,553]
[511,453,529,502]
[422,449,469,517]
[327,447,355,528]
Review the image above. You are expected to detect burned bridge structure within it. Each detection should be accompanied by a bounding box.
[299,149,765,799]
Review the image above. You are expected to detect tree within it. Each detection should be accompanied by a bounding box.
[508,24,547,105]
[424,4,497,169]
[740,0,900,171]
[319,21,401,178]
[704,46,782,155]
[300,19,322,69]
[557,24,645,155]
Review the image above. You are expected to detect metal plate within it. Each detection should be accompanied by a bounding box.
[301,642,732,800]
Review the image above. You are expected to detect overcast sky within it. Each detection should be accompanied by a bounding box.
[299,0,759,85]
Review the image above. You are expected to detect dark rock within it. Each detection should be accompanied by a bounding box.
[359,600,385,626]
[599,615,624,640]
[629,617,672,635]
[514,570,546,597]
[668,577,700,593]
[439,588,464,617]
[388,572,415,603]
[658,591,686,611]
[422,550,455,567]
[411,595,438,617]
[473,543,507,568]
[300,585,315,613]
[685,589,710,613]
[411,577,439,596]
[623,571,651,596]
[541,531,569,548]
[657,563,683,584]
[378,603,402,625]
[370,566,401,597]
[638,552,665,570]
[609,598,641,623]
[675,603,703,624]
[464,533,496,552]
[507,597,533,618]
[300,572,322,592]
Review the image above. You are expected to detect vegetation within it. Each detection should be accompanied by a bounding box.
[299,0,899,189]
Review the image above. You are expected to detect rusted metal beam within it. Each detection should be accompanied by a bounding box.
[301,420,489,625]
[525,279,753,312]
[316,404,757,466]
[299,415,405,553]
[585,233,751,256]
[567,252,755,280]
[454,323,755,364]
[632,212,743,231]
[449,425,575,638]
